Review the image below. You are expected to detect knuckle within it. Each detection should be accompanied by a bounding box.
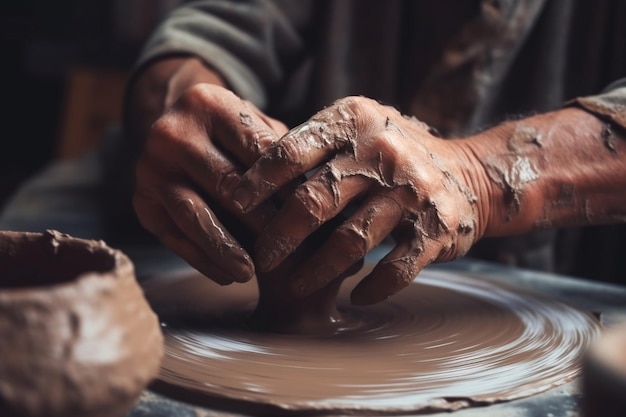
[330,96,367,124]
[274,137,305,166]
[334,222,369,260]
[250,128,279,152]
[341,96,387,121]
[334,96,373,113]
[149,116,177,142]
[328,96,385,140]
[168,195,197,228]
[385,258,417,287]
[214,168,240,200]
[149,115,200,162]
[371,133,402,161]
[293,182,332,225]
[179,83,213,108]
[334,96,361,108]
[148,117,182,153]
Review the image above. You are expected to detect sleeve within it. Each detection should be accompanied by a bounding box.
[130,0,311,109]
[567,78,626,130]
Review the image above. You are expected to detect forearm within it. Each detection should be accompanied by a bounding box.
[124,56,226,146]
[462,107,626,237]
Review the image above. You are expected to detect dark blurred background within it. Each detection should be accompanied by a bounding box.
[0,0,181,211]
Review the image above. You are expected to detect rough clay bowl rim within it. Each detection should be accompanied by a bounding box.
[0,229,133,298]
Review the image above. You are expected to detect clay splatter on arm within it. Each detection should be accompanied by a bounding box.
[601,123,617,154]
[467,106,626,236]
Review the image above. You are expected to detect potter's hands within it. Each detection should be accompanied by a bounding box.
[133,84,288,285]
[233,96,491,304]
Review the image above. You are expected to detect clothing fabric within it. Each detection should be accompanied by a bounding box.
[132,0,626,133]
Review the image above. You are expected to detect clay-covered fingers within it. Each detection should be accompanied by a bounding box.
[350,232,443,305]
[286,193,405,298]
[133,185,253,285]
[172,84,286,167]
[253,155,374,272]
[144,107,277,242]
[148,115,276,235]
[134,84,291,284]
[348,194,476,305]
[232,99,362,213]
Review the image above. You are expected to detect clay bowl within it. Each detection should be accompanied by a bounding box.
[0,230,163,417]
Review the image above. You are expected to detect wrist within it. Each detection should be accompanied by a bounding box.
[162,57,226,108]
[125,56,226,146]
[456,107,618,238]
[448,137,499,243]
[453,120,546,239]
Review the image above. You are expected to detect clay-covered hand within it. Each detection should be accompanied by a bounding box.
[133,84,288,285]
[232,96,490,305]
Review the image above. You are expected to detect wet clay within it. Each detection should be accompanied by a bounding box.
[142,265,600,415]
[0,230,163,417]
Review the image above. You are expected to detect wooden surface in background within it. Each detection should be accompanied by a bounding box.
[57,66,128,160]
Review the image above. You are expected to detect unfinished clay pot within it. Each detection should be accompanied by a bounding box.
[0,230,163,417]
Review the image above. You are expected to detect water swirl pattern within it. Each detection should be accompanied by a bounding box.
[145,267,601,414]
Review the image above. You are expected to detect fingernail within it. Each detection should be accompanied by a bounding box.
[232,253,256,282]
[232,186,253,212]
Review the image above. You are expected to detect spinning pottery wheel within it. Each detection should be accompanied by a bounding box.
[140,254,601,416]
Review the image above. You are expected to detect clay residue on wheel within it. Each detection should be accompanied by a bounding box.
[145,267,600,415]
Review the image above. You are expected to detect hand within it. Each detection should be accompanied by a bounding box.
[133,83,289,285]
[232,96,490,304]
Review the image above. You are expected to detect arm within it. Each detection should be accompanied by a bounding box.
[467,105,626,237]
[231,87,626,304]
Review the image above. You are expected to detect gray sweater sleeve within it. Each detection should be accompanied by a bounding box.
[567,78,626,130]
[132,0,309,109]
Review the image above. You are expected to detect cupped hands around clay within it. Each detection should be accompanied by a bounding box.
[0,230,163,417]
[232,96,490,305]
[133,83,289,286]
